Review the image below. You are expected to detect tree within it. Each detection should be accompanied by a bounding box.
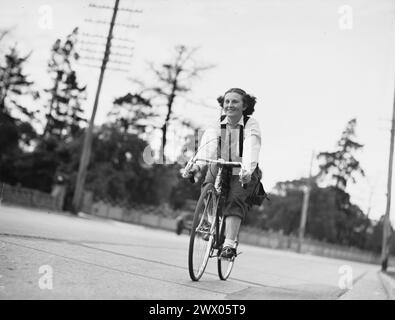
[82,124,156,206]
[0,45,39,157]
[259,177,373,249]
[109,92,158,140]
[0,28,12,53]
[43,27,87,139]
[121,45,213,160]
[0,46,38,121]
[317,118,365,190]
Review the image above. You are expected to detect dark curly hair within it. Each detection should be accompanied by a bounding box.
[217,88,257,116]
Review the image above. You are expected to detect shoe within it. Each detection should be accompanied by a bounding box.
[220,246,237,259]
[200,220,211,241]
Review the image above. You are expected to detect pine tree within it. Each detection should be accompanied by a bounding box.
[316,118,368,245]
[43,27,87,140]
[0,46,37,120]
[0,45,38,152]
[317,118,365,190]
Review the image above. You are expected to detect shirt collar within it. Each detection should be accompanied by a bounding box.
[220,116,245,126]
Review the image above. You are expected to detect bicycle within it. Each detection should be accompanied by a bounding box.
[182,157,247,281]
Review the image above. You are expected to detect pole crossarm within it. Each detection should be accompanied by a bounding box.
[81,34,135,46]
[77,62,129,73]
[88,3,143,13]
[85,19,139,29]
[79,55,131,65]
[80,47,133,58]
[79,41,134,51]
[81,32,107,39]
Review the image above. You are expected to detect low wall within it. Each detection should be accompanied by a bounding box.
[238,229,389,265]
[0,182,61,212]
[90,200,177,231]
[85,199,395,266]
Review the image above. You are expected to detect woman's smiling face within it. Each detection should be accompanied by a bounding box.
[223,92,246,120]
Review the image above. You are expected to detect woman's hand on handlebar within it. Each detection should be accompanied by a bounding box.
[239,168,252,185]
[182,163,200,179]
[187,164,200,176]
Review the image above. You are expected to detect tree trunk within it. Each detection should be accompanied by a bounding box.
[161,88,176,162]
[43,74,60,137]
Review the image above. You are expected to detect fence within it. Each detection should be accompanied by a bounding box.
[0,182,62,212]
[238,227,392,265]
[83,197,395,266]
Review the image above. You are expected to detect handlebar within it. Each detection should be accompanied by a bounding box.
[195,158,243,168]
[182,157,247,189]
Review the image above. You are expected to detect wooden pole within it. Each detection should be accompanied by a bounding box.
[72,0,120,213]
[297,150,315,253]
[381,86,395,271]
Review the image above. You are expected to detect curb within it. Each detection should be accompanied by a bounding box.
[77,211,177,232]
[338,270,391,300]
[77,211,106,221]
[378,271,395,300]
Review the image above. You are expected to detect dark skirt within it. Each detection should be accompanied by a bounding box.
[202,164,261,221]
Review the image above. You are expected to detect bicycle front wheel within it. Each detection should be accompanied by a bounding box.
[188,183,217,281]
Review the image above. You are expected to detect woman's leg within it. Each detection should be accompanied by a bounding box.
[225,216,241,242]
[221,215,241,258]
[221,167,260,254]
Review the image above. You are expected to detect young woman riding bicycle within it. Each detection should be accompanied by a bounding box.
[184,87,262,261]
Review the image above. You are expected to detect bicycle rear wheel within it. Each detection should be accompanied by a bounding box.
[217,217,235,280]
[188,183,217,281]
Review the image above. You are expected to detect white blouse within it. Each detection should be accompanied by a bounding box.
[195,115,262,175]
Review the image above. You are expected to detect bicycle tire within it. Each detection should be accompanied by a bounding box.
[188,183,217,281]
[217,216,235,280]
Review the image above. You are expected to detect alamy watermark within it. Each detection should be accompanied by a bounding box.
[338,5,353,30]
[38,265,53,290]
[38,5,54,30]
[141,127,255,169]
[0,274,4,291]
[338,265,353,290]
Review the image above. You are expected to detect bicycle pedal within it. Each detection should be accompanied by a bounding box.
[219,256,236,262]
[219,256,231,261]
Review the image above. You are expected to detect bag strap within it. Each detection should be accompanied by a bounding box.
[218,115,250,158]
[218,115,226,160]
[239,115,250,157]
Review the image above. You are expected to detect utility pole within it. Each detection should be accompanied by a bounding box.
[381,85,395,271]
[297,150,315,253]
[72,1,141,213]
[72,0,122,213]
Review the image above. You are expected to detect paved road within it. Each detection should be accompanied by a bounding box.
[0,204,389,299]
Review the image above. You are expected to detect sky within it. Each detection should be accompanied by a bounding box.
[1,0,395,224]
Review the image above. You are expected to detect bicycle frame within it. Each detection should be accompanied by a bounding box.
[185,157,244,281]
[195,158,242,253]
